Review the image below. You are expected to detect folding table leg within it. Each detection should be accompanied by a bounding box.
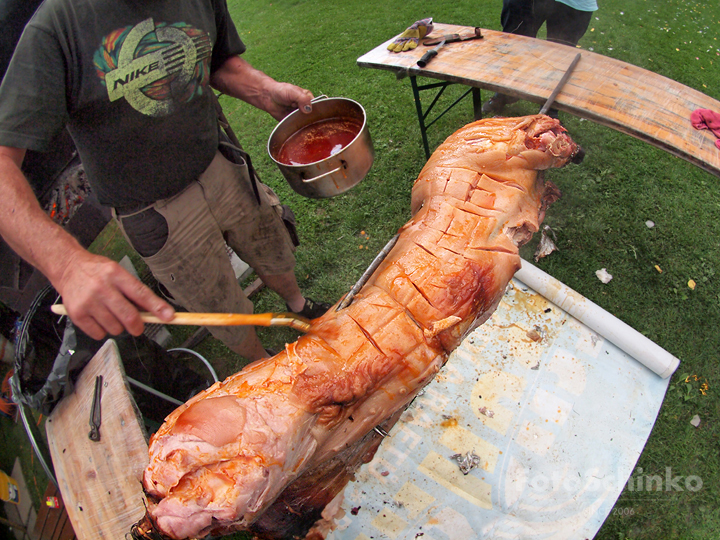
[409,76,484,160]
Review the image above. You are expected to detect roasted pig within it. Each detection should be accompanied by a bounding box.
[132,115,583,540]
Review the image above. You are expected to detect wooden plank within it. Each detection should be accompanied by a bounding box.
[46,340,149,540]
[34,483,77,540]
[358,24,720,178]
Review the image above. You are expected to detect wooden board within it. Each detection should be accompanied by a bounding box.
[33,482,76,540]
[357,24,720,178]
[46,340,149,540]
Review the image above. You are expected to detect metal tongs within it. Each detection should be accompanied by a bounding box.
[89,375,102,441]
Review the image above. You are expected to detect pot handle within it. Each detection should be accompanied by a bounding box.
[302,161,347,184]
[310,94,329,103]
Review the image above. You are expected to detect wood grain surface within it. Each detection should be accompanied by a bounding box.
[358,24,720,177]
[46,340,149,540]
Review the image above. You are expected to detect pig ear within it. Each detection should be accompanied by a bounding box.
[542,180,562,208]
[514,149,546,169]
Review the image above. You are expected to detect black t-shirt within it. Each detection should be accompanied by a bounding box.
[0,0,245,207]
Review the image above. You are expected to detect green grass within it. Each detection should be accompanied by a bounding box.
[2,0,719,538]
[223,1,720,538]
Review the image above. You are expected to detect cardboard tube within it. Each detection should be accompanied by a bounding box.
[515,259,680,379]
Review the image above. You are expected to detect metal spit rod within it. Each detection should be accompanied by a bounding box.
[539,52,582,115]
[336,234,399,311]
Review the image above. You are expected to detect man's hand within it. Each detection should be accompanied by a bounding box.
[56,250,175,340]
[264,81,314,121]
[210,56,314,121]
[0,145,174,340]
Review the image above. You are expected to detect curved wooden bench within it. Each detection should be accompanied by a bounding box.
[358,24,720,177]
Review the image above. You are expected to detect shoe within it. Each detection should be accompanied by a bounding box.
[547,108,559,119]
[481,93,518,115]
[287,297,332,319]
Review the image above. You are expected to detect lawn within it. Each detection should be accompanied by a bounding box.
[219,0,719,538]
[1,0,718,539]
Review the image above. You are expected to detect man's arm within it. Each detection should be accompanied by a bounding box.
[0,146,174,339]
[210,56,314,121]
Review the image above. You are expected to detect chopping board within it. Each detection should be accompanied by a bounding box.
[46,340,150,540]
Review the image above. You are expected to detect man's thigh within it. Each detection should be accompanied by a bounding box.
[115,181,254,348]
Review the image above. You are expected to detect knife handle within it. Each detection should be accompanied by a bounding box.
[417,49,438,68]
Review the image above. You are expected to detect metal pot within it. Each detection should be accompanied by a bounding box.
[268,96,374,199]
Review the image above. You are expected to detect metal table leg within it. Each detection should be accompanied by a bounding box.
[409,76,483,159]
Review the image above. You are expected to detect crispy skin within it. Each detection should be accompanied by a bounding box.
[136,115,581,540]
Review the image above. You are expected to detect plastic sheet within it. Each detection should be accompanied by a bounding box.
[328,272,672,540]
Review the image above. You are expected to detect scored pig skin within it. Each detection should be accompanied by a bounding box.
[138,115,581,540]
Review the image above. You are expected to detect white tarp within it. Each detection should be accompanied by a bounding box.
[328,268,672,540]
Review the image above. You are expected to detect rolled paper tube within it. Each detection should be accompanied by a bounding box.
[515,259,680,379]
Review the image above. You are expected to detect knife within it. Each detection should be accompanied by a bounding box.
[417,38,446,68]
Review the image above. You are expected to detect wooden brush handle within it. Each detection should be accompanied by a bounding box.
[141,311,276,327]
[50,305,275,327]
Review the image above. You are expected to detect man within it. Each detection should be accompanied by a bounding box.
[0,0,330,376]
[483,0,598,115]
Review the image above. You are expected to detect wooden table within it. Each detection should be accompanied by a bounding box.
[45,340,149,540]
[357,24,720,177]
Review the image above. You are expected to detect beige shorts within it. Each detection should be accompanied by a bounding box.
[115,151,296,350]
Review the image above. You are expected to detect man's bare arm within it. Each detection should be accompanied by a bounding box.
[210,56,314,121]
[0,146,174,338]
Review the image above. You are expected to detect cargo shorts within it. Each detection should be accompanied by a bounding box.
[114,150,296,351]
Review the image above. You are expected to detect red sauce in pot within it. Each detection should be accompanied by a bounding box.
[276,117,362,166]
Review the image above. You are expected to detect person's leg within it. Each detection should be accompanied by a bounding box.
[546,3,593,46]
[501,0,537,36]
[485,0,538,114]
[202,151,331,319]
[529,0,554,37]
[488,0,562,114]
[255,270,303,311]
[115,180,269,379]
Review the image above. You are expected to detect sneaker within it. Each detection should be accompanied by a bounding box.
[481,93,518,115]
[287,297,332,319]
